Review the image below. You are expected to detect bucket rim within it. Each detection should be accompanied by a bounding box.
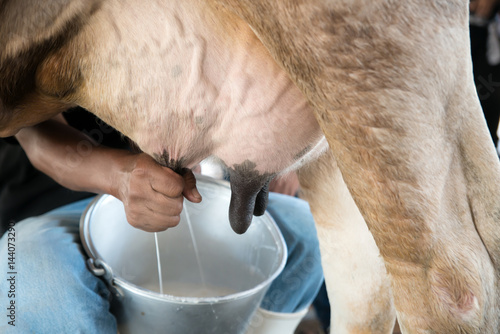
[79,174,287,304]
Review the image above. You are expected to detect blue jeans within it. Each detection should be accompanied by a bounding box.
[0,193,322,333]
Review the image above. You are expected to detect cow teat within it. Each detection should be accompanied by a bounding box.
[227,161,274,234]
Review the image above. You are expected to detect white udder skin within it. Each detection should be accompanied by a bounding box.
[67,0,323,174]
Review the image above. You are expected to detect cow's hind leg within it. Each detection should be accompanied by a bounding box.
[309,5,500,332]
[298,150,396,334]
[213,0,500,331]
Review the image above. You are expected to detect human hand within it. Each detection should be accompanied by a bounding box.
[269,172,300,197]
[115,153,202,232]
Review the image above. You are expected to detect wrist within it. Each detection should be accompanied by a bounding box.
[107,150,136,200]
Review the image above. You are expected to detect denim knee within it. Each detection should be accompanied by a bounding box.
[261,193,323,313]
[0,211,116,333]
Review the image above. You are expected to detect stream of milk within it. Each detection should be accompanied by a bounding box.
[154,232,163,294]
[152,204,207,295]
[183,205,207,289]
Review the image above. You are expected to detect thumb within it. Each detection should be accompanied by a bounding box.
[181,169,202,203]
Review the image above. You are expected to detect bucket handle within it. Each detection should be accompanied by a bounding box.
[87,258,113,279]
[87,258,124,299]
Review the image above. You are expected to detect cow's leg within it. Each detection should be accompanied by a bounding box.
[308,19,500,334]
[310,7,500,332]
[298,150,396,334]
[311,72,500,332]
[214,1,500,332]
[308,23,500,334]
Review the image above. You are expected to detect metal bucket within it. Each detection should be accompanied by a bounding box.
[80,174,287,334]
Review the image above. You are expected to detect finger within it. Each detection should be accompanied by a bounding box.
[144,192,184,216]
[127,176,183,213]
[125,202,182,232]
[131,214,181,232]
[149,166,185,198]
[182,169,202,203]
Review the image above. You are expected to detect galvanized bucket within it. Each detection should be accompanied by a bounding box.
[80,174,287,334]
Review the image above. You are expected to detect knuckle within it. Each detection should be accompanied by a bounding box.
[151,220,170,232]
[169,181,184,197]
[131,168,147,181]
[140,225,156,232]
[169,215,181,228]
[173,200,183,214]
[126,212,140,228]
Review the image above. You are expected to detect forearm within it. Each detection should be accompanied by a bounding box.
[15,119,130,197]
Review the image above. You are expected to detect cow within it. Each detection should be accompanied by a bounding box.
[1,0,499,333]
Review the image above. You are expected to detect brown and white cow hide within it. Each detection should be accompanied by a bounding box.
[2,1,500,333]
